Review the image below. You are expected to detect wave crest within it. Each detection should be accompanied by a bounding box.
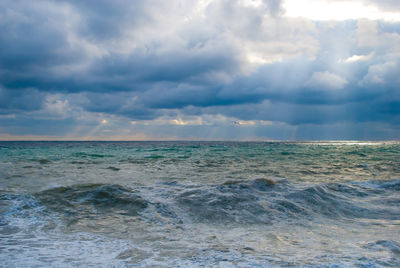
[36,184,148,217]
[5,179,398,229]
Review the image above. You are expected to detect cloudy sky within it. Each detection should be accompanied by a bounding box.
[1,0,399,140]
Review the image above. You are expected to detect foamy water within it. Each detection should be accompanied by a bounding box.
[1,141,399,267]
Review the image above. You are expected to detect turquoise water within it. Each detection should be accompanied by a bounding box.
[1,141,399,267]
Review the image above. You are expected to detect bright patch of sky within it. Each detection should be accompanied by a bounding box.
[284,0,400,21]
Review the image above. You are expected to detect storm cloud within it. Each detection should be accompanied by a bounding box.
[0,0,399,140]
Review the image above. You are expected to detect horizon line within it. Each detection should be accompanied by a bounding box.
[0,139,398,143]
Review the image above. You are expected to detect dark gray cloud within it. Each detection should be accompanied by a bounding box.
[0,87,45,113]
[0,0,399,140]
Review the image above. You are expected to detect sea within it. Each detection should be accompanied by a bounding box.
[0,141,399,267]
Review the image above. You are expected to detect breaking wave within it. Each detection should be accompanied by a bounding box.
[36,184,148,217]
[2,178,399,231]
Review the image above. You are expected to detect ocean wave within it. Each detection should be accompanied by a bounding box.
[2,178,399,231]
[364,240,400,255]
[72,152,114,158]
[36,184,148,216]
[174,178,400,224]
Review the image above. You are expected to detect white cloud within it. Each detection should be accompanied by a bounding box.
[306,71,348,90]
[344,52,374,63]
[41,95,71,118]
[356,20,380,48]
[361,61,397,85]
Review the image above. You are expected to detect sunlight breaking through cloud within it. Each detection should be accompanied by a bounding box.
[0,0,399,140]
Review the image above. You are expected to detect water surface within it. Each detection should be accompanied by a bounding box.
[1,141,399,267]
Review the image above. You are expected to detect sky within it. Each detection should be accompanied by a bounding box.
[0,0,399,141]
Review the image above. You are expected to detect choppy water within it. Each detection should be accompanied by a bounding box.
[0,141,399,267]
